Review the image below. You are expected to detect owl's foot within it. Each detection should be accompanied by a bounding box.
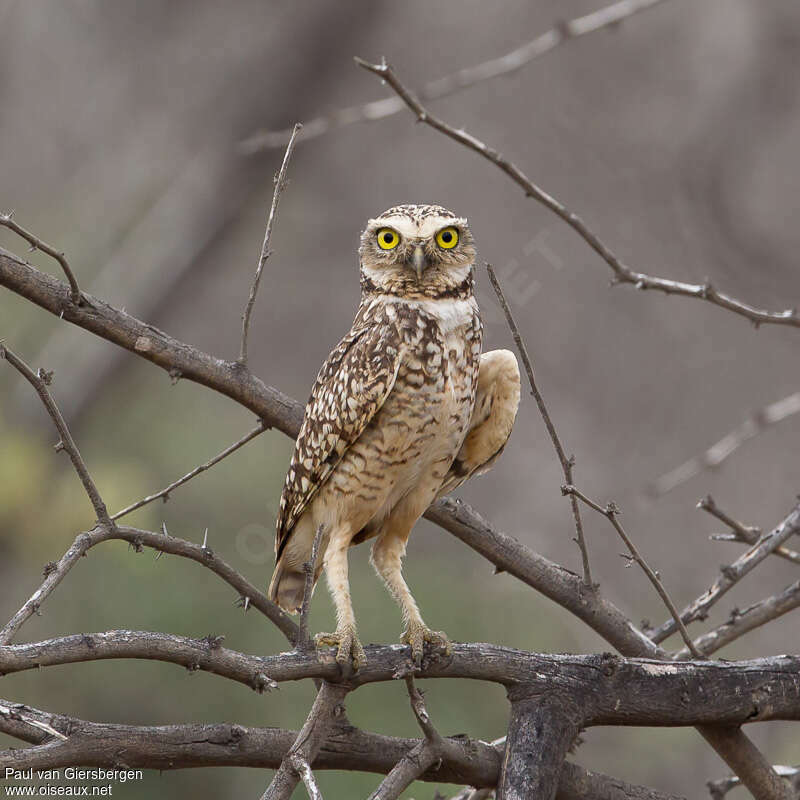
[401,623,451,666]
[315,626,367,672]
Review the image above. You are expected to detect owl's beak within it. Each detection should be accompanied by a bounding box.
[410,245,428,282]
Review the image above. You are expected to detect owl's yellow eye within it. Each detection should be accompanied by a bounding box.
[435,227,459,249]
[376,228,399,250]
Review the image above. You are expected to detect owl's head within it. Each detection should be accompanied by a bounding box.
[359,204,476,300]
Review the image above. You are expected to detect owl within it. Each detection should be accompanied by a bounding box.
[268,204,520,670]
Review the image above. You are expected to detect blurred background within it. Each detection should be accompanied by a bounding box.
[1,0,799,797]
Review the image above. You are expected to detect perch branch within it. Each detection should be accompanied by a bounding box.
[562,485,701,658]
[0,212,81,303]
[111,421,267,520]
[647,392,800,497]
[239,122,302,365]
[486,263,592,586]
[241,0,670,153]
[2,636,800,726]
[354,59,800,330]
[0,344,110,525]
[650,500,800,643]
[699,495,800,567]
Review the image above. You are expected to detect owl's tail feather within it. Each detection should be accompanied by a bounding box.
[268,563,308,614]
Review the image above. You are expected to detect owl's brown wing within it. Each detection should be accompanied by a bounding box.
[275,308,402,559]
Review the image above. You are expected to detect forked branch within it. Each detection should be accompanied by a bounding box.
[355,59,800,330]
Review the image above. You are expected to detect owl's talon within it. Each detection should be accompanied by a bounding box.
[401,624,451,665]
[314,627,366,671]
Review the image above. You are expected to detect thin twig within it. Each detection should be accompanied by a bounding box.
[0,344,110,524]
[650,501,800,644]
[562,485,702,658]
[239,123,302,365]
[699,495,800,566]
[0,212,81,303]
[241,0,670,153]
[368,678,445,800]
[486,263,592,586]
[647,392,800,497]
[298,524,325,650]
[111,421,267,520]
[673,579,800,660]
[355,59,800,331]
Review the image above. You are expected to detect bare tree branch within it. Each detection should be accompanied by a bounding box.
[486,263,593,586]
[1,523,298,647]
[562,485,702,658]
[650,501,800,643]
[3,635,800,727]
[0,697,689,798]
[708,766,800,800]
[354,59,800,331]
[261,681,349,800]
[698,729,795,800]
[647,393,800,497]
[699,495,800,567]
[368,678,445,800]
[500,693,583,800]
[0,344,110,525]
[111,421,267,520]
[0,702,67,742]
[0,212,81,303]
[241,0,670,153]
[673,579,800,660]
[239,123,302,365]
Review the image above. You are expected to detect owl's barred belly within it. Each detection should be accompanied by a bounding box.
[313,299,481,537]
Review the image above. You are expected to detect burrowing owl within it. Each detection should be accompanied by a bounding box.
[269,204,520,669]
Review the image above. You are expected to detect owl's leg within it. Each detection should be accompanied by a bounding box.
[314,526,366,671]
[370,530,450,665]
[437,349,521,497]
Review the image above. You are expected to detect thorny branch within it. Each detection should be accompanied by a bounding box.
[355,58,800,330]
[650,501,800,643]
[699,495,800,567]
[486,263,593,587]
[0,344,110,526]
[111,420,267,520]
[674,579,800,660]
[0,212,81,303]
[241,0,671,153]
[562,485,702,658]
[239,122,302,365]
